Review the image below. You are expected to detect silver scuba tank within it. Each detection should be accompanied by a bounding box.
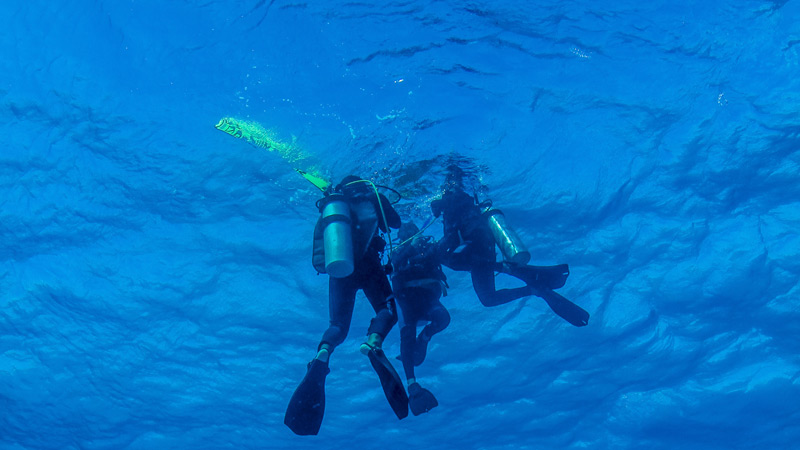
[320,193,354,278]
[486,209,531,265]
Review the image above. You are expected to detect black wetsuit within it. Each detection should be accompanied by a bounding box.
[314,189,401,350]
[391,235,450,380]
[431,189,533,307]
[285,180,409,436]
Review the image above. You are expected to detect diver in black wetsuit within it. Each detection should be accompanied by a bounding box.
[430,166,589,327]
[285,175,408,436]
[390,222,450,416]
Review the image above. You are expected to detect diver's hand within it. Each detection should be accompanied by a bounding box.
[430,199,443,218]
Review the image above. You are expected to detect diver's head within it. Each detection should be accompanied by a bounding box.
[398,221,420,242]
[443,164,465,193]
[337,175,370,196]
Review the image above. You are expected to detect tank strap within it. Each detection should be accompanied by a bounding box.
[321,212,351,227]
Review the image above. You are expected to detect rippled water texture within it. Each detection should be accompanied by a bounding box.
[1,1,799,449]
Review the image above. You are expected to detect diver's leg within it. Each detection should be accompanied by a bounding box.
[286,275,355,435]
[500,263,570,290]
[421,300,450,338]
[415,293,450,366]
[399,291,439,416]
[399,322,418,381]
[361,265,409,419]
[361,267,398,347]
[471,263,533,307]
[319,275,358,358]
[395,289,422,378]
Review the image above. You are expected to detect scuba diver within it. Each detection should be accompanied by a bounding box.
[430,165,590,327]
[284,175,408,436]
[390,222,450,416]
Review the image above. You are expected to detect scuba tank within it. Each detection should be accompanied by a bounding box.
[485,209,531,265]
[319,193,354,278]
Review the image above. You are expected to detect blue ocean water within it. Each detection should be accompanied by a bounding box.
[2,0,799,449]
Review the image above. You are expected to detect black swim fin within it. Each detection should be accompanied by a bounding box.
[284,358,330,435]
[507,264,570,290]
[367,347,409,419]
[530,264,570,289]
[408,382,438,416]
[536,287,589,327]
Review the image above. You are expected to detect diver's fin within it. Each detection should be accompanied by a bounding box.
[452,243,469,254]
[506,264,570,290]
[367,347,409,419]
[529,264,570,289]
[296,169,331,192]
[284,358,330,435]
[408,383,438,416]
[452,230,471,254]
[535,287,589,327]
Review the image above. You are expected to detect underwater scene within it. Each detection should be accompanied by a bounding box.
[1,1,799,449]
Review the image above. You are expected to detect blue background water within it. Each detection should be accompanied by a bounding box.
[2,1,799,449]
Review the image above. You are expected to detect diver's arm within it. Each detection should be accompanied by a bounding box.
[379,193,402,230]
[433,234,457,255]
[430,198,443,218]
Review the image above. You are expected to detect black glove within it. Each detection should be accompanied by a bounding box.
[431,199,443,218]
